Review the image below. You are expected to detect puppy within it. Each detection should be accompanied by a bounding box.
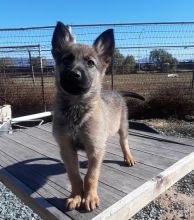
[52,22,135,212]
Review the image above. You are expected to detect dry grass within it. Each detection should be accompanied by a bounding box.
[0,77,54,117]
[0,73,193,118]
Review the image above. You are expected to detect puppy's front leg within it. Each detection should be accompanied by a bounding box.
[82,147,104,211]
[60,142,83,210]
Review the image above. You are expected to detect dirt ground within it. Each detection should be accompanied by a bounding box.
[131,119,194,220]
[142,119,194,139]
[159,187,194,220]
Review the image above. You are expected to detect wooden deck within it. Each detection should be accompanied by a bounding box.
[0,123,194,220]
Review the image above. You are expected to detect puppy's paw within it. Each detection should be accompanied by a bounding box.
[65,194,82,210]
[124,153,136,166]
[82,192,100,212]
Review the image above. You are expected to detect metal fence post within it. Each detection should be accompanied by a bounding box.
[191,71,194,99]
[28,50,35,86]
[111,54,115,91]
[38,45,46,111]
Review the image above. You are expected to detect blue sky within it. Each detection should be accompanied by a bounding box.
[0,0,194,62]
[0,0,194,28]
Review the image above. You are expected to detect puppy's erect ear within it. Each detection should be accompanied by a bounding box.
[93,29,115,63]
[52,22,74,57]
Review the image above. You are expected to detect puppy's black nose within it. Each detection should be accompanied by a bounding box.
[71,70,81,79]
[72,71,81,78]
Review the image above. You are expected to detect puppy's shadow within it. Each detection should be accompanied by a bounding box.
[2,157,127,214]
[80,159,128,168]
[103,159,129,167]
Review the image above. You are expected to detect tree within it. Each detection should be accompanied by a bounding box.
[113,50,136,74]
[106,50,136,75]
[113,49,125,74]
[123,55,136,73]
[149,49,178,72]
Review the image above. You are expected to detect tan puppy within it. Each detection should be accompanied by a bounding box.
[52,22,135,212]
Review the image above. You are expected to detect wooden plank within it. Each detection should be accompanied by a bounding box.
[38,124,194,148]
[93,152,194,220]
[36,124,194,157]
[101,152,162,180]
[107,138,187,160]
[34,126,190,164]
[22,127,56,144]
[128,129,194,147]
[0,135,128,197]
[4,132,61,158]
[38,123,52,132]
[3,133,145,194]
[0,145,71,199]
[6,131,162,181]
[8,128,180,180]
[39,123,191,157]
[0,157,70,220]
[106,142,176,170]
[30,126,183,171]
[20,128,176,170]
[128,135,194,154]
[110,133,194,154]
[0,137,126,220]
[0,136,71,194]
[39,123,194,157]
[7,130,156,180]
[0,151,123,220]
[0,149,70,201]
[1,124,192,219]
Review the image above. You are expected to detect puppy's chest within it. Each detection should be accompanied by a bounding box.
[60,103,90,135]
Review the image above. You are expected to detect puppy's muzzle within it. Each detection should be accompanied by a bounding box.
[60,69,92,95]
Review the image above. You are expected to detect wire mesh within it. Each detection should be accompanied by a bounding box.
[0,22,194,116]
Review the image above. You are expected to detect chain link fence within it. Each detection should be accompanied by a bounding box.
[0,22,194,116]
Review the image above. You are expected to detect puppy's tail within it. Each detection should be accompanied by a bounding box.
[120,91,145,101]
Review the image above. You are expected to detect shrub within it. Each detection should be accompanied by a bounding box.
[127,85,194,119]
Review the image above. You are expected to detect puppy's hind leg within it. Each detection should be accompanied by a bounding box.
[119,109,135,166]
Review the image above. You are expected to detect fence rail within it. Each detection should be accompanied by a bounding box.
[0,22,194,116]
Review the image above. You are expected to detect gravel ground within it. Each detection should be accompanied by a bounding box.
[142,119,194,139]
[0,119,193,220]
[0,182,42,220]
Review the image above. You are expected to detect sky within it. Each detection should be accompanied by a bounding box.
[0,0,194,62]
[0,0,194,28]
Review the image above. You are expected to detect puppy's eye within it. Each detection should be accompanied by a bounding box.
[86,59,95,68]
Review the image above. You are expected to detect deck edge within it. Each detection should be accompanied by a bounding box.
[0,167,70,220]
[92,152,194,220]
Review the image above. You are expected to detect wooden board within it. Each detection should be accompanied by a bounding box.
[0,123,193,220]
[93,152,194,220]
[0,164,69,220]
